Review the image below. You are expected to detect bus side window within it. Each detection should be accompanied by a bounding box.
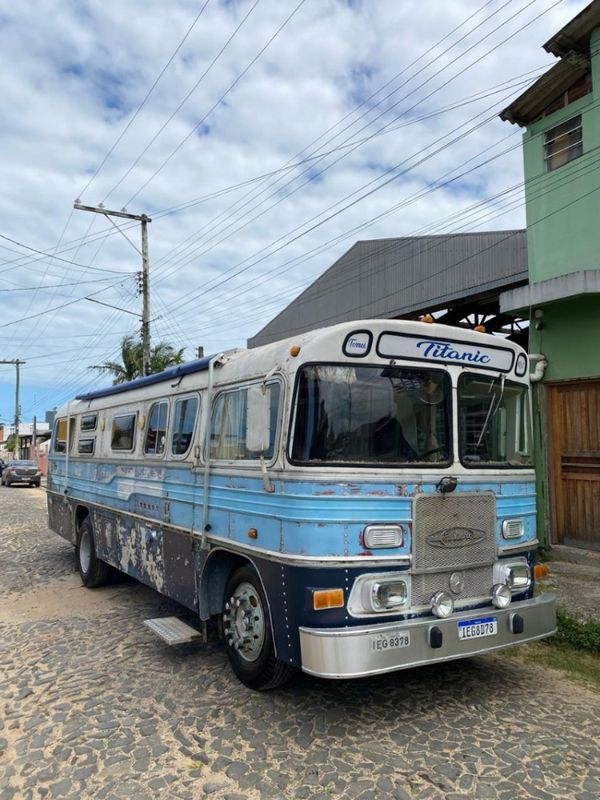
[145,401,168,456]
[53,417,76,453]
[111,414,137,452]
[210,384,280,461]
[171,396,199,456]
[53,418,67,453]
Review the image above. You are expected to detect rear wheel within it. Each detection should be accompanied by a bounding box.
[76,517,111,588]
[223,565,294,690]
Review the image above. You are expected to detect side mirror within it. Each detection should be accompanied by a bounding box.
[246,385,271,453]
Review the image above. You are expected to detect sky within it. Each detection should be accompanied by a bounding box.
[0,0,587,423]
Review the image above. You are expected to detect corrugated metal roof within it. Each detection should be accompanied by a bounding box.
[499,60,589,127]
[248,230,527,348]
[544,0,600,57]
[500,1,598,127]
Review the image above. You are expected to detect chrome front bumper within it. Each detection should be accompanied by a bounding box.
[299,593,556,679]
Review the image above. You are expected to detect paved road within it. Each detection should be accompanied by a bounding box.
[1,488,599,800]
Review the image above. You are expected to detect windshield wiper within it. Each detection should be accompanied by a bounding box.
[476,375,505,448]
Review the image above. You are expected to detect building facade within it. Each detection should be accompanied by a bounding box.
[500,1,600,551]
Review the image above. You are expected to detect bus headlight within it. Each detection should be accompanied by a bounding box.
[348,573,410,615]
[363,524,404,549]
[494,558,531,593]
[370,580,407,611]
[502,519,524,539]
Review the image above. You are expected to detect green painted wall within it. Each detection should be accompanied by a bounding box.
[522,27,600,283]
[528,296,600,381]
[528,296,600,546]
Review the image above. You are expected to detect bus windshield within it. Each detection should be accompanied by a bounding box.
[290,364,452,466]
[458,374,532,468]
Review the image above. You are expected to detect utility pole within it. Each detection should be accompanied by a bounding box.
[73,202,152,375]
[0,359,26,458]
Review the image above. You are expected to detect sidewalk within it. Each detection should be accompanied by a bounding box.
[539,544,600,623]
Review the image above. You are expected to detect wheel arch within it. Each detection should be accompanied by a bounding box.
[75,504,91,535]
[199,548,251,620]
[199,550,279,656]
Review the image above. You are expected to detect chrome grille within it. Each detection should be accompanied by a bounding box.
[413,492,496,574]
[410,566,493,610]
[411,492,496,610]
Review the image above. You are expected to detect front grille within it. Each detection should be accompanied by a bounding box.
[411,492,496,610]
[411,566,493,611]
[413,492,496,573]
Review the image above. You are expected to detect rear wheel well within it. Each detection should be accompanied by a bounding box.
[75,506,90,530]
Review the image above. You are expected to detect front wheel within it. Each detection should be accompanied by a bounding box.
[223,566,294,690]
[76,517,111,588]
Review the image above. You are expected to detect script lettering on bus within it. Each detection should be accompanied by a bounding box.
[347,337,368,351]
[416,340,491,365]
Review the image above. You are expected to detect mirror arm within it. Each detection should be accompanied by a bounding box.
[260,455,275,493]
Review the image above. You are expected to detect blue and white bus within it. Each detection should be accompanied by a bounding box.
[47,319,556,689]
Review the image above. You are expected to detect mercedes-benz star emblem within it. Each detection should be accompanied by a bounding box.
[449,572,464,595]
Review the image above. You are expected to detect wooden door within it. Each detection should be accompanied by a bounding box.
[548,379,600,550]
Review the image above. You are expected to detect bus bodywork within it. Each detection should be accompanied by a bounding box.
[48,320,556,688]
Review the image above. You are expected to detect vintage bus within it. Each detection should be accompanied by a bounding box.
[47,319,556,689]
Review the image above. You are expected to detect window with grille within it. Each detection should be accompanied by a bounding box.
[544,116,582,171]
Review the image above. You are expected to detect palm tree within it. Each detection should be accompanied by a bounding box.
[94,335,185,385]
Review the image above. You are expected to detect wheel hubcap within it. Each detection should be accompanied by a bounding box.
[79,529,92,573]
[222,581,265,662]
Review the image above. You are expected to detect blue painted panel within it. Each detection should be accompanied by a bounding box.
[49,456,538,558]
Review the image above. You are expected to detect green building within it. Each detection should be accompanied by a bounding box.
[500,1,600,551]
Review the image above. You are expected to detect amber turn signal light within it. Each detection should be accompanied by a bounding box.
[533,563,549,580]
[312,589,344,610]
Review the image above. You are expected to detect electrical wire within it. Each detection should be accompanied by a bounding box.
[79,0,213,200]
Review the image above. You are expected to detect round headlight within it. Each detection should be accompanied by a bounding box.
[431,591,454,619]
[491,583,512,609]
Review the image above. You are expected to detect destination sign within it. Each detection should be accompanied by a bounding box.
[377,332,515,372]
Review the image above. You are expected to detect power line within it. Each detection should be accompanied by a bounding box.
[0,233,132,275]
[123,0,309,206]
[151,0,522,279]
[102,0,263,204]
[79,0,212,200]
[152,0,557,298]
[0,279,128,329]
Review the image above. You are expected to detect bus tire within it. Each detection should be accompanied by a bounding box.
[76,517,111,588]
[223,565,294,690]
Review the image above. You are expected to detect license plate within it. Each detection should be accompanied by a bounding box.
[369,631,410,652]
[458,616,497,641]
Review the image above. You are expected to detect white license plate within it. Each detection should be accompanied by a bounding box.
[458,616,497,641]
[369,631,410,652]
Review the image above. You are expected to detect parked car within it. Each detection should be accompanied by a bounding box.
[1,460,42,487]
[0,458,5,476]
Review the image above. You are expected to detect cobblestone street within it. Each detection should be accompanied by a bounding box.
[1,488,599,800]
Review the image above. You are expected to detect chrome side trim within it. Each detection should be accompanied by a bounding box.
[498,539,539,554]
[46,491,412,568]
[299,593,556,679]
[205,532,412,568]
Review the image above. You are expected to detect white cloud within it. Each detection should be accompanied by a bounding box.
[0,0,587,419]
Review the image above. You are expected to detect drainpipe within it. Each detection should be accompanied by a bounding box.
[529,354,548,383]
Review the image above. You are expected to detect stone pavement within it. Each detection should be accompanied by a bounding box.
[1,486,600,800]
[539,545,600,624]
